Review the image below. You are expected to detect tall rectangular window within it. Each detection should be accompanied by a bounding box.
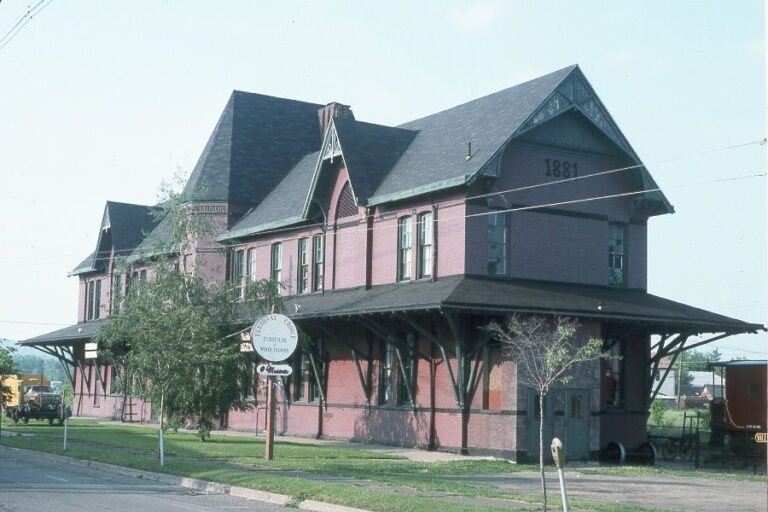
[417,212,433,279]
[88,279,101,320]
[86,281,95,320]
[112,273,121,314]
[398,334,416,405]
[293,352,306,401]
[397,217,412,281]
[308,338,323,402]
[298,238,309,294]
[605,341,624,408]
[608,222,626,286]
[312,234,324,292]
[270,243,282,283]
[247,248,256,283]
[234,250,245,299]
[487,211,507,275]
[380,342,395,405]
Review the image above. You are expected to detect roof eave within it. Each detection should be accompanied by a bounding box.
[367,175,469,207]
[217,215,308,243]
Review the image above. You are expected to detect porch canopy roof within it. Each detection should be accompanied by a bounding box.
[280,275,762,336]
[20,319,108,347]
[20,275,763,349]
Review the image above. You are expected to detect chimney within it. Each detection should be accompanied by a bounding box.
[318,102,354,136]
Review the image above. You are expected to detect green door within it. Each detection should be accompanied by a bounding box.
[526,389,553,459]
[564,388,590,459]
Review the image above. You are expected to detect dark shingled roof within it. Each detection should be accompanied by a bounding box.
[332,117,417,203]
[220,64,672,240]
[182,90,323,205]
[278,275,762,335]
[69,201,158,275]
[220,151,320,239]
[26,276,762,346]
[20,319,108,346]
[368,66,577,204]
[220,118,418,240]
[128,212,174,262]
[68,252,96,276]
[105,201,159,254]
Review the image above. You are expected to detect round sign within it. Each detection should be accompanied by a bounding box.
[250,313,298,362]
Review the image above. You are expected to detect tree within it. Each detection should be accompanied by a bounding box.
[96,177,281,465]
[484,315,605,512]
[0,345,17,407]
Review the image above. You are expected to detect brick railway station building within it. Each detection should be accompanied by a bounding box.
[23,65,762,461]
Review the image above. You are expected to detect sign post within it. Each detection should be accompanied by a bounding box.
[550,438,569,512]
[250,313,298,461]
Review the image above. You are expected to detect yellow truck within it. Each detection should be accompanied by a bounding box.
[1,374,70,425]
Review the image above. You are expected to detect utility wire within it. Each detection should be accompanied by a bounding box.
[0,319,69,326]
[0,0,54,52]
[0,168,765,267]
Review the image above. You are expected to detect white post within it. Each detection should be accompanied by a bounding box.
[556,466,569,512]
[62,394,67,451]
[159,391,165,467]
[550,438,569,512]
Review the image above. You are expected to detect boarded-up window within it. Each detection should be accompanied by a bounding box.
[483,345,502,410]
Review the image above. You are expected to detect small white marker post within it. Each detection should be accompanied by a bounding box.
[551,438,569,512]
[62,394,68,451]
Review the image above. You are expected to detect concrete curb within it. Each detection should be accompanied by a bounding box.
[299,500,370,512]
[1,445,368,512]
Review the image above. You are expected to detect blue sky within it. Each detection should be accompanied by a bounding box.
[0,1,764,359]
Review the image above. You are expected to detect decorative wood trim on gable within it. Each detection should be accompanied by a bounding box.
[518,70,635,161]
[320,122,343,162]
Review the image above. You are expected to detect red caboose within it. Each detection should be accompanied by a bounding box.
[709,360,767,455]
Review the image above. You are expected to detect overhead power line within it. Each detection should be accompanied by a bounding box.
[0,0,55,52]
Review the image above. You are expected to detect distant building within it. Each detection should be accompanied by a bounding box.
[22,66,762,461]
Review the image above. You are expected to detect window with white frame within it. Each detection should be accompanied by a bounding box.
[608,222,626,286]
[234,249,245,299]
[86,279,101,320]
[270,243,282,283]
[397,216,412,281]
[298,238,309,294]
[417,212,433,279]
[247,248,256,283]
[312,234,324,292]
[487,211,507,275]
[112,273,121,314]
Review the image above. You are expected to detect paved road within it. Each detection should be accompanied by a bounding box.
[0,446,285,512]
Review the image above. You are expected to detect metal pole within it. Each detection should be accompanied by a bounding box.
[264,376,275,461]
[557,467,570,512]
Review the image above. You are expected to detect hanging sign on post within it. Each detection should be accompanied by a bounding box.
[250,314,298,362]
[249,313,299,461]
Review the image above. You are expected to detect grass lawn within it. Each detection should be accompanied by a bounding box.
[0,419,755,511]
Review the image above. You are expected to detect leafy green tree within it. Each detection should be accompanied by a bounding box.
[484,315,606,512]
[97,177,281,465]
[1,345,17,407]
